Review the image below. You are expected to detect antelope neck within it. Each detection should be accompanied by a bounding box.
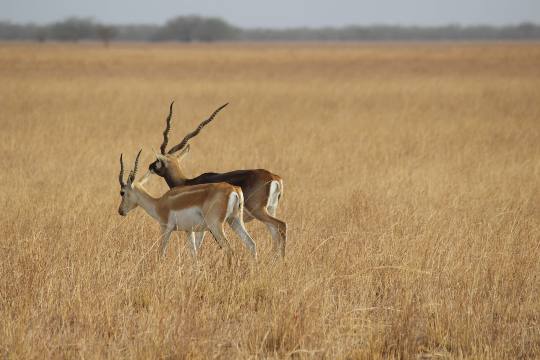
[164,165,188,188]
[133,184,160,221]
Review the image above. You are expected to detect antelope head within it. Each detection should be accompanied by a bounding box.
[118,149,143,216]
[148,102,228,183]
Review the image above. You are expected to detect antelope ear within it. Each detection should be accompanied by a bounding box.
[174,144,190,159]
[152,148,167,163]
[139,170,152,185]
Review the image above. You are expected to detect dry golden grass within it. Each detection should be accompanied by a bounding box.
[0,42,539,359]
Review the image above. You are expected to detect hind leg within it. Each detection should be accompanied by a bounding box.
[227,217,257,259]
[193,231,206,254]
[250,207,287,258]
[208,224,234,266]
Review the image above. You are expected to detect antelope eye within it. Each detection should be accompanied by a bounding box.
[155,161,162,169]
[120,191,125,196]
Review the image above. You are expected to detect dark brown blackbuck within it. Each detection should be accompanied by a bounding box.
[148,102,287,257]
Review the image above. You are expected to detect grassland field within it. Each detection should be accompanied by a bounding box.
[0,42,539,359]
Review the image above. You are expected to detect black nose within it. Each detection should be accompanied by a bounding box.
[118,209,125,216]
[149,162,156,172]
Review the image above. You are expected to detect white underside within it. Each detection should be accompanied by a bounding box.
[168,192,239,232]
[168,207,206,232]
[170,192,256,258]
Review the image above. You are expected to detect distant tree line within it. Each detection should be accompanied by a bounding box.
[1,16,539,43]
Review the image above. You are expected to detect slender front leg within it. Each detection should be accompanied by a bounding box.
[159,224,174,258]
[185,232,206,258]
[186,231,198,258]
[193,231,206,253]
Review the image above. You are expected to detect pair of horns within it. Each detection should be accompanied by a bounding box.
[119,102,227,186]
[160,102,229,155]
[119,149,142,187]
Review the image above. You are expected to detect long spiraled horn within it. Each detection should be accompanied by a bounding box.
[128,149,142,184]
[167,103,229,154]
[119,154,126,187]
[160,101,174,154]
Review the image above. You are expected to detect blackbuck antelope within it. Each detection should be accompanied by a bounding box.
[148,102,287,257]
[118,150,257,261]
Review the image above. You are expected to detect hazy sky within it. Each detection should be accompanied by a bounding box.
[2,0,539,27]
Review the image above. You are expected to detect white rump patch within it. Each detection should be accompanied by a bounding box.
[226,192,240,219]
[267,180,281,216]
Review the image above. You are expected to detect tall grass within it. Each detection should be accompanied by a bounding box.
[0,42,539,359]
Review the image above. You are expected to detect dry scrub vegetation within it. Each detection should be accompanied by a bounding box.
[0,42,539,359]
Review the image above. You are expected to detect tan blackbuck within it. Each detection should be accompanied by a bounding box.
[118,150,257,261]
[148,102,287,257]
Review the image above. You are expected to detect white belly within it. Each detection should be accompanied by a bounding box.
[168,208,206,232]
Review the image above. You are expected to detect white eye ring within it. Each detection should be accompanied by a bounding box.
[156,162,162,169]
